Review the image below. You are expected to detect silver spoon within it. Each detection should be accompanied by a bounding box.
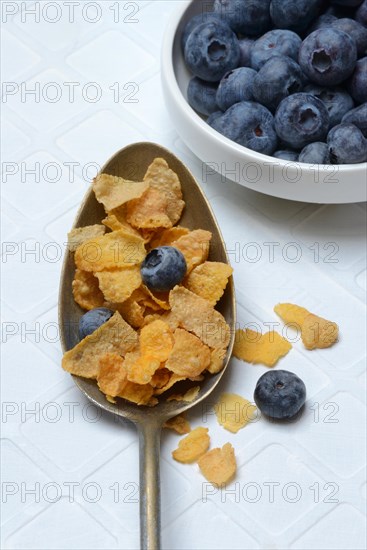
[58,142,236,550]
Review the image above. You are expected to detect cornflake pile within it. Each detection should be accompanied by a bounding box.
[62,158,232,406]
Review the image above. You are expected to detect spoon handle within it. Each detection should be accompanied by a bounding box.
[138,421,161,550]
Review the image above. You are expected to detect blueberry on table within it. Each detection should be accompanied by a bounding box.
[270,0,323,33]
[141,246,187,292]
[273,150,299,161]
[184,21,240,82]
[216,67,256,111]
[251,29,302,70]
[79,308,114,339]
[213,0,272,36]
[327,122,367,163]
[299,142,330,163]
[181,12,224,50]
[187,77,219,116]
[252,55,304,112]
[342,103,367,136]
[254,370,306,420]
[299,28,357,86]
[331,18,367,57]
[210,101,278,155]
[275,93,329,149]
[304,84,354,128]
[348,57,367,104]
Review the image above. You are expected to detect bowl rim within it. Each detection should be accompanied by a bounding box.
[161,0,367,176]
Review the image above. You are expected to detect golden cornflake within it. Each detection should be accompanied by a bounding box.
[301,313,339,350]
[144,157,184,224]
[95,266,142,303]
[274,303,310,328]
[62,312,138,378]
[207,347,227,374]
[125,352,161,385]
[169,286,230,350]
[214,393,257,433]
[164,414,191,435]
[140,320,174,362]
[172,229,212,273]
[93,173,149,211]
[233,328,292,367]
[118,380,154,405]
[97,352,127,397]
[186,261,233,305]
[68,225,106,252]
[198,443,236,485]
[72,269,104,310]
[172,427,210,463]
[75,229,146,272]
[150,227,189,249]
[167,386,200,403]
[126,187,172,229]
[166,328,211,377]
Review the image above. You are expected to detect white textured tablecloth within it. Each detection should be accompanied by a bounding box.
[1,2,366,549]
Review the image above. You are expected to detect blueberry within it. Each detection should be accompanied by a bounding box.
[308,14,338,33]
[270,0,323,33]
[213,0,271,36]
[327,122,367,163]
[184,21,240,82]
[252,55,304,112]
[181,12,224,50]
[238,38,256,67]
[187,77,219,116]
[348,57,367,103]
[79,308,114,340]
[304,84,354,127]
[273,150,299,160]
[355,0,367,26]
[251,29,302,70]
[141,246,187,292]
[331,18,367,57]
[216,67,256,111]
[275,93,329,148]
[299,142,331,163]
[210,101,278,154]
[207,110,224,125]
[254,370,306,420]
[299,28,357,86]
[331,0,363,6]
[342,102,367,136]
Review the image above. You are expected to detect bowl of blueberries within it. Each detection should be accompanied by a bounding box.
[161,0,367,203]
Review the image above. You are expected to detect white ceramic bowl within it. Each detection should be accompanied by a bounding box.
[161,0,367,203]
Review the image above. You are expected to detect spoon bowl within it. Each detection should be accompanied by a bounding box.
[58,142,236,549]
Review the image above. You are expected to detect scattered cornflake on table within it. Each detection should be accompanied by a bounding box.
[214,393,257,433]
[198,443,236,485]
[164,414,191,435]
[233,328,292,367]
[301,313,339,350]
[274,303,339,350]
[172,427,210,463]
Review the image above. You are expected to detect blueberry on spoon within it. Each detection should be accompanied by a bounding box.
[141,246,187,292]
